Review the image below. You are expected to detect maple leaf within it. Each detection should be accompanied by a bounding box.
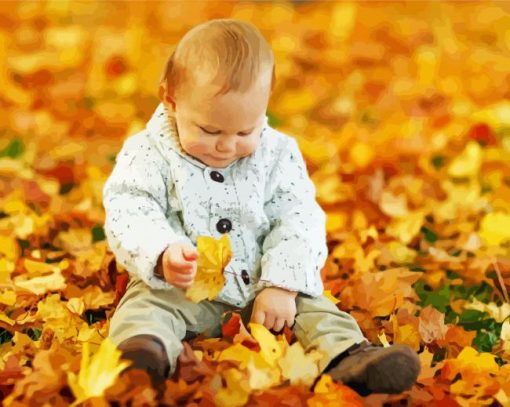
[390,313,421,351]
[221,312,259,349]
[185,234,232,303]
[342,267,423,317]
[308,374,364,406]
[67,337,131,406]
[418,304,448,344]
[13,258,68,295]
[248,322,286,367]
[213,367,251,407]
[447,140,482,178]
[277,341,323,386]
[442,346,499,383]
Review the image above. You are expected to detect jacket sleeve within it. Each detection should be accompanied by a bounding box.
[254,137,328,298]
[102,134,194,290]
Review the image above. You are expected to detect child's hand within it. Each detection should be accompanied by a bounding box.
[250,287,297,333]
[160,243,198,289]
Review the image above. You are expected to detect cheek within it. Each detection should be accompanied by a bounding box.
[243,136,261,152]
[184,139,210,155]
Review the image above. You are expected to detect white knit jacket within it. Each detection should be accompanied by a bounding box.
[102,102,328,307]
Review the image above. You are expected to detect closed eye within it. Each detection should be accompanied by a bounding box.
[199,127,220,135]
[199,126,252,136]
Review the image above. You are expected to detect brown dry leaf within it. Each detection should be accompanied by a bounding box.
[418,304,448,344]
[341,267,423,317]
[3,340,80,406]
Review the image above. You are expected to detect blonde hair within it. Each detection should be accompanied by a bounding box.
[159,18,275,99]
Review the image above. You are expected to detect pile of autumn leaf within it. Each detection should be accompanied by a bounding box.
[1,1,510,406]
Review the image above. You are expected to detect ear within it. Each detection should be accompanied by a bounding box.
[159,82,176,112]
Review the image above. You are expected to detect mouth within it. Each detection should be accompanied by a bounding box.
[209,155,231,160]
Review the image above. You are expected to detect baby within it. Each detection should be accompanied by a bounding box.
[103,18,421,396]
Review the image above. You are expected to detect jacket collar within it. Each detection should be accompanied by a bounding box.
[146,102,269,171]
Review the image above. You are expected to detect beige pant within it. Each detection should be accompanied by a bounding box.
[108,274,367,377]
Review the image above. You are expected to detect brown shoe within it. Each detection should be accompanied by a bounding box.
[117,334,170,386]
[320,341,421,396]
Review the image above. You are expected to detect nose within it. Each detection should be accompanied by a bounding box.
[216,135,236,154]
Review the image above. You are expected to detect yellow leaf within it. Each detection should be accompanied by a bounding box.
[248,322,285,367]
[66,298,85,315]
[56,229,92,255]
[217,342,255,370]
[447,141,482,178]
[77,322,108,355]
[416,46,439,87]
[36,294,82,342]
[349,141,375,169]
[479,211,510,246]
[325,212,348,233]
[277,88,316,115]
[0,235,18,260]
[500,320,510,354]
[386,210,426,244]
[80,285,116,309]
[379,190,409,218]
[67,338,131,407]
[0,312,16,326]
[185,234,232,303]
[434,179,485,222]
[320,177,355,205]
[23,258,57,275]
[0,290,16,306]
[377,330,391,347]
[390,313,420,351]
[217,342,280,390]
[471,101,510,128]
[387,241,418,264]
[246,354,281,390]
[278,341,322,386]
[214,368,251,407]
[323,290,340,304]
[310,372,364,406]
[13,268,66,295]
[446,346,499,381]
[395,324,421,351]
[465,298,510,323]
[330,2,357,41]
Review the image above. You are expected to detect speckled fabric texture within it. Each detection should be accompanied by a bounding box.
[102,102,328,308]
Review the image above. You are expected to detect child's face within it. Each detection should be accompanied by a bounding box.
[163,71,271,168]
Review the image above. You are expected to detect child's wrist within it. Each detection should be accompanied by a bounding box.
[263,286,298,297]
[154,252,165,280]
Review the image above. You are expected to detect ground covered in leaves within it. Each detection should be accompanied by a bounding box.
[1,1,510,406]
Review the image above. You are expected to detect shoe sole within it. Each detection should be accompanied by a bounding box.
[330,344,421,396]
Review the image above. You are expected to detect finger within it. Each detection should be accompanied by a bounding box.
[173,265,195,276]
[182,246,198,261]
[250,310,265,325]
[187,261,197,276]
[167,247,195,269]
[264,313,275,330]
[273,317,285,332]
[169,260,194,272]
[172,273,195,284]
[287,317,295,329]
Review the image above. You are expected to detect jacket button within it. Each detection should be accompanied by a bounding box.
[210,171,224,183]
[241,269,250,285]
[216,218,232,233]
